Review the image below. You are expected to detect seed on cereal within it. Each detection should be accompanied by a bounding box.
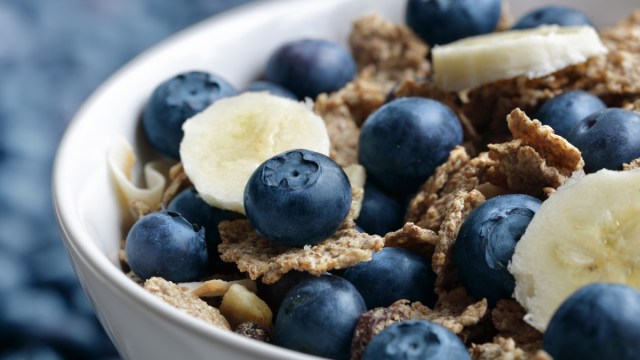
[513,5,594,30]
[543,283,640,360]
[432,25,607,91]
[180,92,330,214]
[453,194,541,306]
[143,71,237,159]
[510,169,640,331]
[244,149,352,247]
[359,97,463,197]
[566,108,640,173]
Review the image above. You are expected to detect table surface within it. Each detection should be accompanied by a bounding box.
[0,0,253,358]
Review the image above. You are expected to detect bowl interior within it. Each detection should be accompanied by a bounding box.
[53,0,636,358]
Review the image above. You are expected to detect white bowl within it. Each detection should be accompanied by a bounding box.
[53,1,636,359]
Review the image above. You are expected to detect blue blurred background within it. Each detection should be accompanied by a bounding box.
[0,0,252,358]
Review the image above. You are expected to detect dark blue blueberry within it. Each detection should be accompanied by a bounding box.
[142,71,237,159]
[454,194,541,306]
[243,81,297,100]
[167,187,236,272]
[567,108,640,173]
[244,149,351,247]
[124,211,208,282]
[406,0,502,45]
[362,320,470,360]
[535,90,606,139]
[257,271,315,320]
[275,274,366,360]
[30,244,79,292]
[265,39,356,99]
[544,283,640,360]
[359,97,463,196]
[343,247,437,309]
[513,6,593,30]
[0,344,63,360]
[356,182,404,236]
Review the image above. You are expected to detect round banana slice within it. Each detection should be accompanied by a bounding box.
[180,92,330,214]
[509,169,640,332]
[432,25,608,92]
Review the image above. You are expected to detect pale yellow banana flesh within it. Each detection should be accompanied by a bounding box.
[180,92,330,214]
[510,169,640,332]
[432,25,608,92]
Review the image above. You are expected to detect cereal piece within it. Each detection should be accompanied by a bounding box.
[235,322,272,343]
[492,300,543,354]
[495,0,514,31]
[314,91,362,167]
[129,199,152,220]
[343,164,366,220]
[471,337,551,360]
[406,147,493,232]
[219,283,273,331]
[623,158,640,170]
[160,162,191,207]
[383,222,438,258]
[189,279,257,298]
[143,277,230,330]
[351,298,488,360]
[125,271,144,286]
[349,14,430,85]
[487,109,584,197]
[622,98,640,113]
[218,219,384,284]
[432,190,486,293]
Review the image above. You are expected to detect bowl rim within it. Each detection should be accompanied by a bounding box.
[51,0,375,358]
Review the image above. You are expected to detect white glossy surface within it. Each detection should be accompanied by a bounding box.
[53,1,636,359]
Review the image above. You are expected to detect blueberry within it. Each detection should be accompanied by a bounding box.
[544,283,640,360]
[256,271,315,320]
[275,274,366,360]
[356,182,405,236]
[142,71,237,159]
[406,0,502,45]
[359,97,463,196]
[567,108,640,173]
[265,39,356,99]
[343,247,437,309]
[454,194,541,306]
[243,81,297,99]
[535,90,606,139]
[244,149,351,247]
[124,211,208,282]
[167,187,236,272]
[512,6,593,30]
[362,320,470,360]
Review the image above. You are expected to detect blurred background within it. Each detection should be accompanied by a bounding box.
[0,0,252,358]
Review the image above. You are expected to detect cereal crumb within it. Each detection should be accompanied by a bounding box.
[351,298,487,360]
[487,108,584,198]
[492,300,543,354]
[235,321,272,343]
[143,277,230,330]
[623,158,640,170]
[383,222,438,258]
[218,219,384,284]
[471,337,551,360]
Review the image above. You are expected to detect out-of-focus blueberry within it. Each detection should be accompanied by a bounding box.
[243,81,297,99]
[406,0,502,45]
[275,274,366,360]
[567,108,640,173]
[142,71,237,159]
[343,247,437,309]
[125,211,208,282]
[356,182,404,236]
[535,90,606,139]
[362,320,471,360]
[359,97,462,197]
[544,283,640,360]
[167,187,236,272]
[265,39,356,99]
[513,6,593,30]
[244,149,351,247]
[0,344,64,360]
[0,252,29,292]
[454,194,541,306]
[30,244,78,292]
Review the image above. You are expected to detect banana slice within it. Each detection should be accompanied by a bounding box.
[432,25,608,92]
[509,169,640,332]
[180,92,330,214]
